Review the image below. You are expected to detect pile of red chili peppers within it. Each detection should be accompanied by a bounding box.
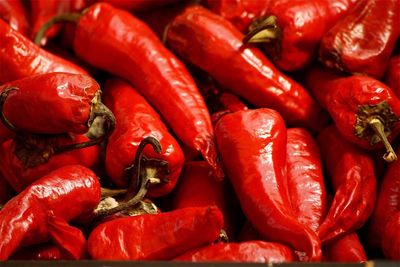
[0,0,399,263]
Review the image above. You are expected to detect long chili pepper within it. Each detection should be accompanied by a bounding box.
[316,125,377,244]
[88,206,224,260]
[322,233,367,262]
[305,66,400,162]
[0,0,29,36]
[319,0,400,78]
[103,78,184,198]
[35,3,222,179]
[243,0,356,71]
[215,109,321,261]
[386,55,400,98]
[174,241,295,263]
[166,5,328,133]
[382,212,400,260]
[0,20,87,84]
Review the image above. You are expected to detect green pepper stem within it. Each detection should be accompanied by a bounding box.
[243,15,280,44]
[369,118,397,162]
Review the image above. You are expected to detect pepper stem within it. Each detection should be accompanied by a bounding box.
[0,87,20,133]
[100,188,127,199]
[243,15,280,44]
[368,118,397,162]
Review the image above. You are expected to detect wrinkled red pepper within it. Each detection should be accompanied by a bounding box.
[166,5,328,133]
[386,55,400,98]
[88,206,224,260]
[0,0,29,36]
[322,233,367,262]
[175,241,295,263]
[317,125,376,243]
[382,212,400,260]
[103,78,184,198]
[319,0,400,78]
[305,66,400,162]
[215,109,321,261]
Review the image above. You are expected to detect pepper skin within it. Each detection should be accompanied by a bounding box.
[0,165,101,260]
[210,93,248,125]
[317,125,376,244]
[215,109,321,261]
[305,66,400,162]
[66,3,221,178]
[382,213,400,260]
[175,241,295,263]
[88,206,224,260]
[386,55,400,98]
[103,78,184,198]
[319,0,400,79]
[0,0,29,36]
[287,128,327,233]
[322,233,367,262]
[166,5,328,133]
[0,19,87,84]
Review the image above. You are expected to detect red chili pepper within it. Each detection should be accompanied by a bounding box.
[316,125,377,243]
[322,233,367,262]
[215,109,321,261]
[166,5,328,133]
[0,165,100,260]
[319,0,400,78]
[305,66,400,162]
[210,93,248,125]
[10,243,62,260]
[87,206,224,260]
[0,19,88,84]
[386,55,400,98]
[103,78,184,198]
[382,212,400,260]
[174,241,295,263]
[0,0,29,36]
[243,0,356,71]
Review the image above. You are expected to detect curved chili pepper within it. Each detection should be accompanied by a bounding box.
[0,19,87,84]
[316,125,377,244]
[305,66,400,162]
[10,243,62,260]
[103,78,184,198]
[319,0,400,78]
[386,55,400,98]
[166,5,328,133]
[174,241,295,263]
[382,212,400,260]
[88,206,224,260]
[322,233,367,262]
[0,165,100,260]
[0,0,29,36]
[215,109,321,261]
[243,0,356,71]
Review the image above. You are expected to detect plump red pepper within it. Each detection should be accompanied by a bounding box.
[319,0,400,78]
[305,66,400,162]
[103,78,184,198]
[88,206,224,260]
[322,233,367,262]
[382,212,400,260]
[0,0,29,36]
[316,125,377,244]
[215,109,321,261]
[166,5,328,133]
[386,55,400,98]
[175,241,295,263]
[244,0,356,71]
[0,165,100,260]
[0,20,87,84]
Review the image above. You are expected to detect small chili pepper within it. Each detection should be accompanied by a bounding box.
[243,0,356,71]
[0,0,29,36]
[174,241,295,263]
[10,243,62,260]
[322,233,367,262]
[0,165,100,260]
[382,212,400,260]
[305,66,400,162]
[215,109,321,261]
[319,0,400,78]
[88,206,224,260]
[103,78,184,198]
[316,125,377,244]
[166,5,328,133]
[386,55,400,98]
[0,19,88,84]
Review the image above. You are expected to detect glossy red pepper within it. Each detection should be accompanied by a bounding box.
[103,78,184,198]
[319,0,400,78]
[175,241,295,263]
[88,206,224,260]
[0,0,29,36]
[305,66,400,162]
[386,55,400,98]
[215,109,321,261]
[166,5,328,133]
[382,212,400,260]
[322,233,367,262]
[317,125,377,244]
[0,165,100,260]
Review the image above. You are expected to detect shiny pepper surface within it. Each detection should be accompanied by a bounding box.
[382,213,400,259]
[322,233,367,262]
[0,0,29,36]
[215,109,321,261]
